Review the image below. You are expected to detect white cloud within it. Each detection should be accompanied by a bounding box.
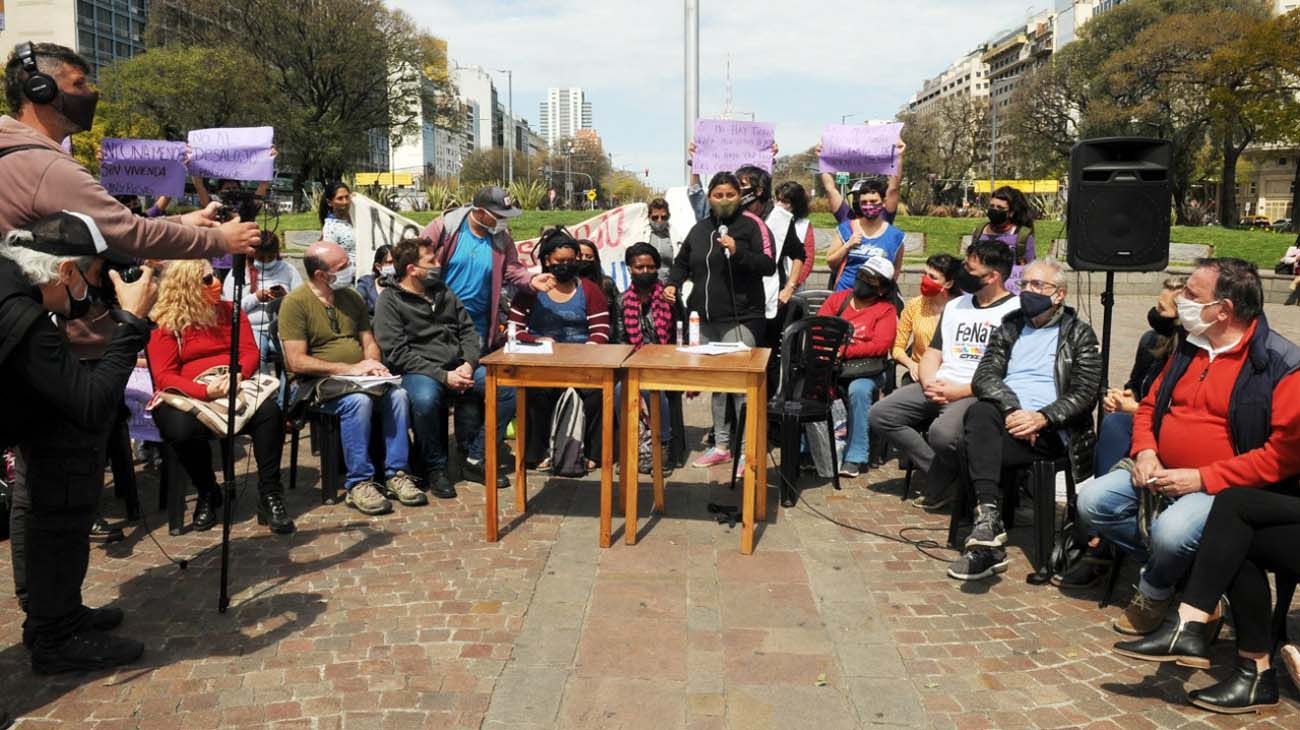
[389,0,1052,187]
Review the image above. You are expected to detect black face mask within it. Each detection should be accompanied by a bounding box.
[1147,306,1178,336]
[549,262,578,283]
[65,267,93,320]
[55,90,100,134]
[987,207,1009,226]
[632,272,658,290]
[420,268,444,292]
[954,269,987,294]
[576,260,600,279]
[853,280,880,301]
[1019,291,1056,322]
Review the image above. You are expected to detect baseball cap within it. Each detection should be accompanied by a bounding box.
[472,186,522,219]
[857,255,895,282]
[11,211,133,266]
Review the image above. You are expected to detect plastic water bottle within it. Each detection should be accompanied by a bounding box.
[676,320,684,346]
[507,321,517,350]
[688,311,701,347]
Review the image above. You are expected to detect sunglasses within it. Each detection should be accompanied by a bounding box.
[201,274,215,286]
[325,306,341,334]
[649,214,669,222]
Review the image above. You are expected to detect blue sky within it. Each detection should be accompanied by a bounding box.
[390,1,1046,189]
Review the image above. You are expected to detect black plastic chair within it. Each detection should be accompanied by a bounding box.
[783,289,833,331]
[947,455,1077,584]
[729,316,852,508]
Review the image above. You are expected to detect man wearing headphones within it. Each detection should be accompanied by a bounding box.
[0,42,260,258]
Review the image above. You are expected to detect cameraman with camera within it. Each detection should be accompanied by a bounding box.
[0,212,157,673]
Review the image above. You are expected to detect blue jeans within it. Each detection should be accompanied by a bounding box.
[1093,412,1134,475]
[402,367,515,470]
[1076,468,1215,600]
[842,376,882,464]
[318,388,412,489]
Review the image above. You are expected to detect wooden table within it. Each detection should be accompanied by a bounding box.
[482,343,634,547]
[619,345,771,554]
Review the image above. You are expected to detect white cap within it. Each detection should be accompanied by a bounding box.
[858,256,894,281]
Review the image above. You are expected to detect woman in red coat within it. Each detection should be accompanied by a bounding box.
[147,260,293,534]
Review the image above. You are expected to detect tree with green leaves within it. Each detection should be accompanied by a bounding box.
[153,0,457,206]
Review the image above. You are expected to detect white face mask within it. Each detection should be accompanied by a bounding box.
[1175,294,1218,338]
[329,265,355,291]
[379,265,396,277]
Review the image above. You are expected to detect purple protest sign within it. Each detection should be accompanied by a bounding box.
[819,122,904,175]
[100,138,188,197]
[187,126,275,181]
[691,119,774,175]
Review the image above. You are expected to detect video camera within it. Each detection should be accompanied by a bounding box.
[213,189,264,224]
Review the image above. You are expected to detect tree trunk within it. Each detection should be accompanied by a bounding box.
[1220,136,1240,230]
[291,170,308,213]
[1291,155,1300,234]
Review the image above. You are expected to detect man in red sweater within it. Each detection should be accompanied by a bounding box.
[818,256,898,477]
[1078,258,1300,635]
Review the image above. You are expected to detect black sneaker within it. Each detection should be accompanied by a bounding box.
[838,461,863,478]
[1051,558,1108,588]
[88,517,124,544]
[22,605,125,649]
[947,547,1010,581]
[462,458,509,489]
[30,630,144,675]
[427,470,457,500]
[965,504,1007,548]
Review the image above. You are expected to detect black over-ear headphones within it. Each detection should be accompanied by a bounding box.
[16,42,58,105]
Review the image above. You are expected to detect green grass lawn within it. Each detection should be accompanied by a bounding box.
[280,208,1291,269]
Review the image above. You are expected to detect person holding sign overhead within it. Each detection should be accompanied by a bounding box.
[664,172,776,470]
[825,179,905,294]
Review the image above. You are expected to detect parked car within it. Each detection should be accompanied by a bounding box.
[1241,214,1272,230]
[1273,218,1293,232]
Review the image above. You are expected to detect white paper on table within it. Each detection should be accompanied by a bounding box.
[676,342,752,356]
[506,340,554,355]
[763,205,793,319]
[333,375,402,388]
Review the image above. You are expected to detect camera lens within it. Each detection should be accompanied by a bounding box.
[118,266,143,284]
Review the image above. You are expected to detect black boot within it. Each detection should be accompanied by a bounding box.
[23,605,124,649]
[192,487,221,532]
[257,491,296,535]
[30,630,144,675]
[1188,657,1279,714]
[1113,615,1211,669]
[461,458,509,489]
[88,517,124,544]
[427,470,457,500]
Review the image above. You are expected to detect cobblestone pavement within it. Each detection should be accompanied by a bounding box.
[0,297,1298,729]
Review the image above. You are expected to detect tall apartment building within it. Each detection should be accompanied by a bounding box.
[455,66,500,154]
[905,45,990,116]
[538,87,593,149]
[0,0,183,78]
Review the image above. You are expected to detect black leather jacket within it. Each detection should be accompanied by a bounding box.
[971,305,1102,482]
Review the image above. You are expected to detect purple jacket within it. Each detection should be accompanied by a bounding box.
[421,206,535,350]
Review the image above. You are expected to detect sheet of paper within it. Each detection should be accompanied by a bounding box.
[818,122,904,175]
[691,119,774,175]
[506,340,554,355]
[333,375,402,387]
[100,138,188,197]
[676,342,752,356]
[187,126,276,181]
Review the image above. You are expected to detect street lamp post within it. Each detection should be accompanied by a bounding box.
[684,0,699,185]
[497,68,513,186]
[565,142,574,209]
[841,113,857,125]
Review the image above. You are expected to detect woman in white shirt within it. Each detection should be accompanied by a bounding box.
[320,182,356,260]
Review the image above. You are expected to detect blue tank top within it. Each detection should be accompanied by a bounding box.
[529,285,589,343]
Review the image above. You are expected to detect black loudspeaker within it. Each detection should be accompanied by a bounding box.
[1067,137,1172,272]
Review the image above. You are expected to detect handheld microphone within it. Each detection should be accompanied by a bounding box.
[719,224,730,258]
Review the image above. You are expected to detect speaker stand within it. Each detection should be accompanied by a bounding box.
[1095,271,1116,429]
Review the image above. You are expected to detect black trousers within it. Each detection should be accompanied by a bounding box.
[962,400,1063,507]
[1182,487,1300,653]
[524,388,603,464]
[11,442,105,647]
[10,402,132,610]
[151,398,285,497]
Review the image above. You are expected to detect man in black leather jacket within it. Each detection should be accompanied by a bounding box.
[948,260,1102,581]
[0,212,157,674]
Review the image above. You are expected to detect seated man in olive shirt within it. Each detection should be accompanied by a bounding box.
[279,241,421,516]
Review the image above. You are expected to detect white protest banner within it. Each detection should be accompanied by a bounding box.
[516,204,650,292]
[350,193,423,275]
[692,119,775,175]
[763,205,793,319]
[818,122,904,175]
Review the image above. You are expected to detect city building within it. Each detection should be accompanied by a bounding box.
[391,55,468,185]
[905,45,990,116]
[1235,145,1296,222]
[1052,0,1100,48]
[984,11,1053,117]
[0,0,161,78]
[538,87,593,149]
[455,65,500,153]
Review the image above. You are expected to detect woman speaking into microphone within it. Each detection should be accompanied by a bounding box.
[663,171,776,470]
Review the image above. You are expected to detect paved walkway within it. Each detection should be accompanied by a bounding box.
[1,297,1298,728]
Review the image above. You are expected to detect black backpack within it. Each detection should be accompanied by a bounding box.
[548,388,588,477]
